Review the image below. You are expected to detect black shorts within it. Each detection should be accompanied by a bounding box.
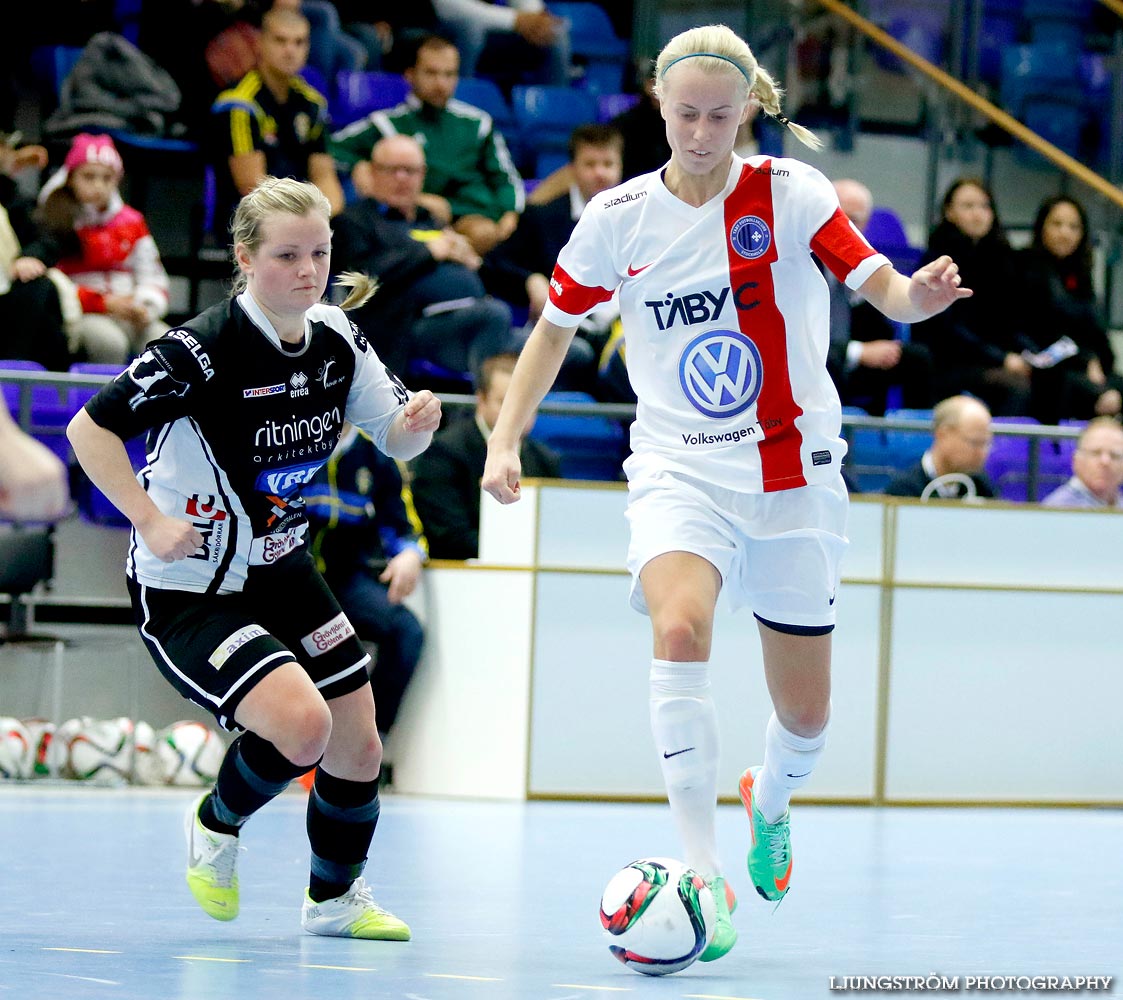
[128,548,371,731]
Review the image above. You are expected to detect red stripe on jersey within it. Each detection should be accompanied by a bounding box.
[548,262,615,316]
[724,161,806,491]
[811,207,882,283]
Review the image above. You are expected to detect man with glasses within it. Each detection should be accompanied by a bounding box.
[1042,417,1123,508]
[884,395,996,499]
[330,33,523,255]
[332,133,513,375]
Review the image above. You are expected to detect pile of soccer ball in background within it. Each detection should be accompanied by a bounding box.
[0,716,225,786]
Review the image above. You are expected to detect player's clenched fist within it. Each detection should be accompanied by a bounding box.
[402,390,442,434]
[483,446,522,505]
[141,514,205,562]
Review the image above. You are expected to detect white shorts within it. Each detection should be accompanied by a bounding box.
[625,468,849,631]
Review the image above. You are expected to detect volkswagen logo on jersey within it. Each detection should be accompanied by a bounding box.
[678,329,763,419]
[730,215,771,260]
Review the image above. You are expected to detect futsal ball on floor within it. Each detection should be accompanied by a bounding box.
[20,718,56,778]
[67,716,135,785]
[130,720,166,785]
[599,857,716,976]
[156,721,225,786]
[0,717,32,780]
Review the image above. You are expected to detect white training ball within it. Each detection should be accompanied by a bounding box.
[130,720,168,785]
[599,857,717,976]
[20,718,56,779]
[0,717,32,780]
[156,721,225,786]
[67,716,134,785]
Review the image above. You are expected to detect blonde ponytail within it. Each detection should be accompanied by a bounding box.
[334,270,379,311]
[751,65,823,151]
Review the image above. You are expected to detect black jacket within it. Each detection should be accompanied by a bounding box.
[409,413,560,560]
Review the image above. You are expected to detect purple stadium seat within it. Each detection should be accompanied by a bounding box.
[0,361,70,466]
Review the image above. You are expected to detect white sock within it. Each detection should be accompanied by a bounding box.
[754,711,829,824]
[650,659,720,877]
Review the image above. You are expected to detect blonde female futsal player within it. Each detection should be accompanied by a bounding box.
[482,24,969,961]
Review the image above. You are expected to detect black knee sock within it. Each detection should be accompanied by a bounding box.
[306,768,380,902]
[201,733,309,835]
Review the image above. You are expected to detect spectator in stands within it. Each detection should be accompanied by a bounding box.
[611,56,669,182]
[37,134,170,363]
[490,125,622,320]
[0,139,73,370]
[828,179,934,415]
[330,34,524,255]
[884,395,995,499]
[272,0,366,80]
[332,133,514,375]
[1041,417,1123,509]
[486,124,624,390]
[334,1,440,74]
[1015,195,1123,424]
[210,6,344,238]
[139,0,264,134]
[410,351,559,559]
[431,0,570,88]
[911,178,1031,417]
[306,425,426,752]
[0,394,69,521]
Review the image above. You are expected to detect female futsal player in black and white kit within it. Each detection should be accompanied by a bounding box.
[68,176,441,940]
[483,24,970,961]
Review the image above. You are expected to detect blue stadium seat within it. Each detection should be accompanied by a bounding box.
[330,70,408,127]
[999,42,1090,164]
[841,405,893,493]
[1023,0,1091,47]
[0,361,71,467]
[548,2,629,93]
[597,92,639,123]
[511,85,598,177]
[984,416,1040,502]
[883,408,933,470]
[865,206,922,275]
[405,357,473,395]
[528,390,626,481]
[1000,42,1084,108]
[455,77,515,132]
[977,6,1022,87]
[865,2,947,73]
[29,44,83,106]
[67,363,145,527]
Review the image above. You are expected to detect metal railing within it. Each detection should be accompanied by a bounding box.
[1,368,1084,500]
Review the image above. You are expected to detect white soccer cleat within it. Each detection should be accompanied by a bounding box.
[301,877,411,940]
[184,793,241,920]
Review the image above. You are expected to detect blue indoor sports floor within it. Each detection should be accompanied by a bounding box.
[0,788,1119,999]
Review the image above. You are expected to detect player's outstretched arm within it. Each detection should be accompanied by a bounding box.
[858,255,972,323]
[483,317,577,505]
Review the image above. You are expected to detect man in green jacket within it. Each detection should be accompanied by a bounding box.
[330,34,524,255]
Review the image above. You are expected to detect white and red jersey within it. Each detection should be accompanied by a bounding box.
[542,154,889,493]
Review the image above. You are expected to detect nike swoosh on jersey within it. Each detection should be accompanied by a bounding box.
[662,747,695,758]
[627,262,653,276]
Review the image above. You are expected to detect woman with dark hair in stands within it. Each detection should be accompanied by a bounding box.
[1015,194,1123,423]
[912,177,1035,416]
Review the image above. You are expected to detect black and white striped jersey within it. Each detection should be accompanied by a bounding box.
[85,292,409,595]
